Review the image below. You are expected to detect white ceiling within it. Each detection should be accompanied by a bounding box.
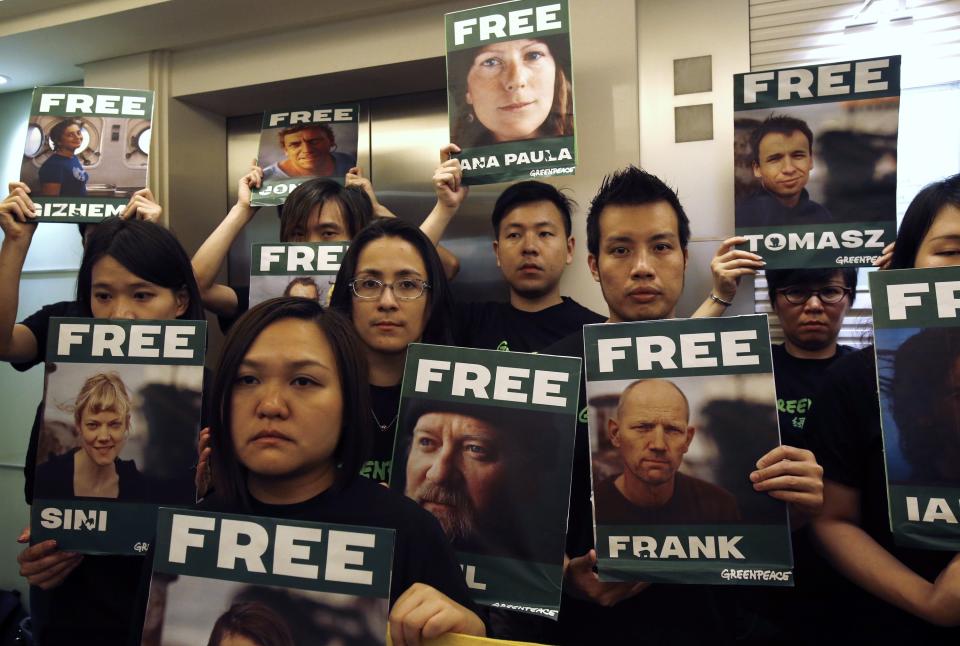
[0,0,448,93]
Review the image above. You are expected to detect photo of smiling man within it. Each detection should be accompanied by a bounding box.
[446,0,577,184]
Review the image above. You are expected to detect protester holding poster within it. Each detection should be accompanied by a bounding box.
[201,297,484,643]
[20,86,155,223]
[733,56,900,269]
[808,173,960,640]
[446,0,576,185]
[5,216,206,643]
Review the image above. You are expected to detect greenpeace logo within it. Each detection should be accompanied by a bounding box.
[529,166,575,177]
[40,507,108,532]
[720,568,791,582]
[490,602,558,618]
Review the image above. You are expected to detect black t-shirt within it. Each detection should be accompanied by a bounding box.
[595,472,741,524]
[454,297,604,353]
[216,284,250,334]
[201,477,476,610]
[771,343,853,447]
[541,330,729,645]
[736,188,834,228]
[805,347,959,641]
[361,383,402,484]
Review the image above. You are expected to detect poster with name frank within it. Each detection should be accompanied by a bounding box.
[20,86,155,223]
[249,243,348,308]
[870,266,960,551]
[733,56,900,269]
[390,343,580,618]
[584,315,793,586]
[251,103,360,206]
[31,318,206,554]
[141,508,393,645]
[446,0,576,185]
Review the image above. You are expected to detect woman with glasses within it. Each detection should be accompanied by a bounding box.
[327,218,457,484]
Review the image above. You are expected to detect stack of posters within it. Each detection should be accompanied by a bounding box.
[249,242,348,308]
[390,343,580,618]
[31,318,206,554]
[142,508,393,645]
[733,56,900,268]
[871,266,960,550]
[445,0,576,185]
[20,86,155,223]
[584,315,794,585]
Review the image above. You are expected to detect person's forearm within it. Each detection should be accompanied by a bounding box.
[690,295,728,319]
[811,517,937,621]
[372,202,396,219]
[0,238,30,358]
[419,201,458,246]
[191,202,254,291]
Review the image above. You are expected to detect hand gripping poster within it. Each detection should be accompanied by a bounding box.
[390,344,580,617]
[142,508,394,645]
[251,104,360,206]
[19,86,155,223]
[31,318,206,554]
[446,0,576,185]
[871,266,960,550]
[733,56,900,269]
[249,242,348,308]
[584,315,794,585]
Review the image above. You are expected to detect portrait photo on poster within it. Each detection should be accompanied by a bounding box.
[258,121,359,182]
[142,575,388,646]
[249,274,335,309]
[588,373,785,526]
[35,361,202,505]
[392,397,571,563]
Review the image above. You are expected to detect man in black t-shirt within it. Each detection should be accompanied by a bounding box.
[427,153,603,353]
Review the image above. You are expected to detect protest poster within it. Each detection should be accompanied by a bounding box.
[733,56,900,269]
[19,86,155,223]
[251,103,360,206]
[584,315,793,585]
[249,242,348,308]
[870,266,960,550]
[390,343,580,617]
[31,318,206,554]
[142,508,393,645]
[445,0,576,185]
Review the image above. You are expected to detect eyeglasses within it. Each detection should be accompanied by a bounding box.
[777,286,851,305]
[349,277,430,300]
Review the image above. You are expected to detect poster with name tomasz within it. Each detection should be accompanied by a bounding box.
[390,343,580,617]
[20,86,155,223]
[31,318,206,554]
[142,508,393,645]
[584,315,793,585]
[251,103,360,206]
[446,0,576,185]
[733,56,900,269]
[871,266,960,551]
[249,242,348,308]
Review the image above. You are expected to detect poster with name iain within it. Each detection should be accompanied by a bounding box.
[249,242,348,308]
[20,86,155,223]
[142,508,393,645]
[445,0,576,185]
[390,343,580,618]
[31,318,206,554]
[584,315,793,585]
[871,266,960,550]
[733,56,900,269]
[251,103,360,206]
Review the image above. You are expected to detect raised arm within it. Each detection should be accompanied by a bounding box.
[191,163,262,317]
[0,183,41,363]
[691,235,765,318]
[346,166,397,219]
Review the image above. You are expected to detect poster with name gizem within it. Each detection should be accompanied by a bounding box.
[249,242,348,308]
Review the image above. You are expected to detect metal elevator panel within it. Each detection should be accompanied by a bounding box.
[225,91,505,303]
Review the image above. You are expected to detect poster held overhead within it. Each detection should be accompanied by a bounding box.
[733,56,900,269]
[446,0,576,185]
[584,315,794,585]
[391,343,580,618]
[20,86,155,223]
[31,318,206,554]
[251,103,360,206]
[870,266,960,550]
